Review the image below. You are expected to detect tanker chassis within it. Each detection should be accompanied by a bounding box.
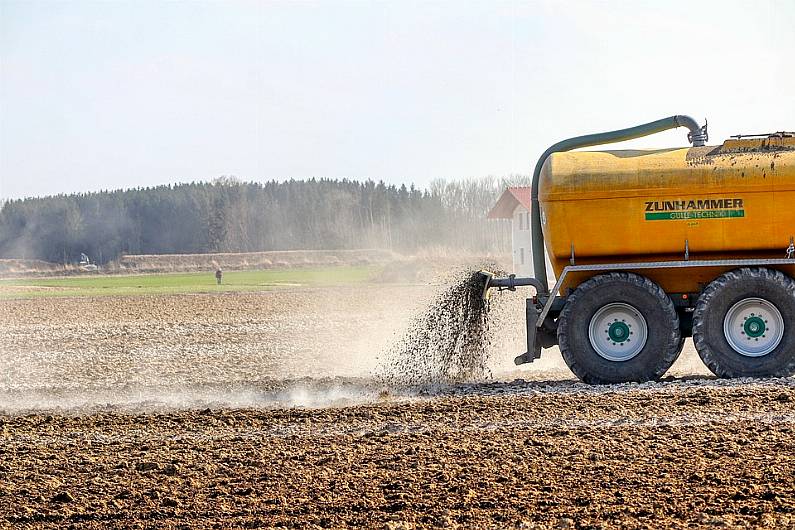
[483,116,795,384]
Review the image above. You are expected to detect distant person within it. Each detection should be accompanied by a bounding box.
[215,268,223,285]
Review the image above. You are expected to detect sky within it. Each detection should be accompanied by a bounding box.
[1,0,794,200]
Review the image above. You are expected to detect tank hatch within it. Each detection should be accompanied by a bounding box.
[720,132,795,153]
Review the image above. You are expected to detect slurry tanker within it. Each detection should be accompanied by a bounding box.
[481,116,795,383]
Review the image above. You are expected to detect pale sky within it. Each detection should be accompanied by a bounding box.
[1,0,794,200]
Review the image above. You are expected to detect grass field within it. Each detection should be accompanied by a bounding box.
[0,265,380,299]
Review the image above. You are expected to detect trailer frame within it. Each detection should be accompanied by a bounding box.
[515,257,795,366]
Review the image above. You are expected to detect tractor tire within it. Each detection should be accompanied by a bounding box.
[557,272,682,384]
[692,267,795,378]
[675,338,687,356]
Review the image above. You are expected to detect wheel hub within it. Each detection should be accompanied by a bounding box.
[723,297,784,357]
[607,321,631,343]
[743,316,766,338]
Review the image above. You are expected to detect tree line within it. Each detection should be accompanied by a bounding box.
[0,177,529,265]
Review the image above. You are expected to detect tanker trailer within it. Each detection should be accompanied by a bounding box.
[482,116,795,383]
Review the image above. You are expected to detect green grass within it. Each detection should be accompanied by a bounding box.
[0,265,380,299]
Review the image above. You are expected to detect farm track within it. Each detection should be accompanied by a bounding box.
[1,289,794,528]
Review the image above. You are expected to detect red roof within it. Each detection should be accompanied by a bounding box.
[487,187,532,219]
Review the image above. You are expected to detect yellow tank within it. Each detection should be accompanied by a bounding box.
[539,134,795,293]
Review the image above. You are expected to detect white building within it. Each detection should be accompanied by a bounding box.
[488,186,554,282]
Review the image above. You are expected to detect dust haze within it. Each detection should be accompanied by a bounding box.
[0,259,710,415]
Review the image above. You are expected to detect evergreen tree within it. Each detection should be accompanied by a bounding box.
[0,177,519,263]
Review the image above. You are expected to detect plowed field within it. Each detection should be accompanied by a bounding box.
[1,286,794,529]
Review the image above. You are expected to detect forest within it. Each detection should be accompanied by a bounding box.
[0,177,526,264]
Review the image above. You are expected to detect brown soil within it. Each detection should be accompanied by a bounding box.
[1,288,793,528]
[2,383,794,529]
[0,286,436,397]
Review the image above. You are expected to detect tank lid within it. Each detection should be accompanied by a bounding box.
[720,132,795,153]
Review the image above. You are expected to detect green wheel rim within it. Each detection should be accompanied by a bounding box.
[743,316,766,338]
[608,321,631,343]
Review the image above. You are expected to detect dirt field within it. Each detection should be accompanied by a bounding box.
[1,285,794,528]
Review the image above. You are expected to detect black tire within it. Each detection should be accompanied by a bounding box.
[558,272,682,384]
[692,267,795,378]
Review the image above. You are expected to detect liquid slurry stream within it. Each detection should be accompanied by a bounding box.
[377,267,499,386]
